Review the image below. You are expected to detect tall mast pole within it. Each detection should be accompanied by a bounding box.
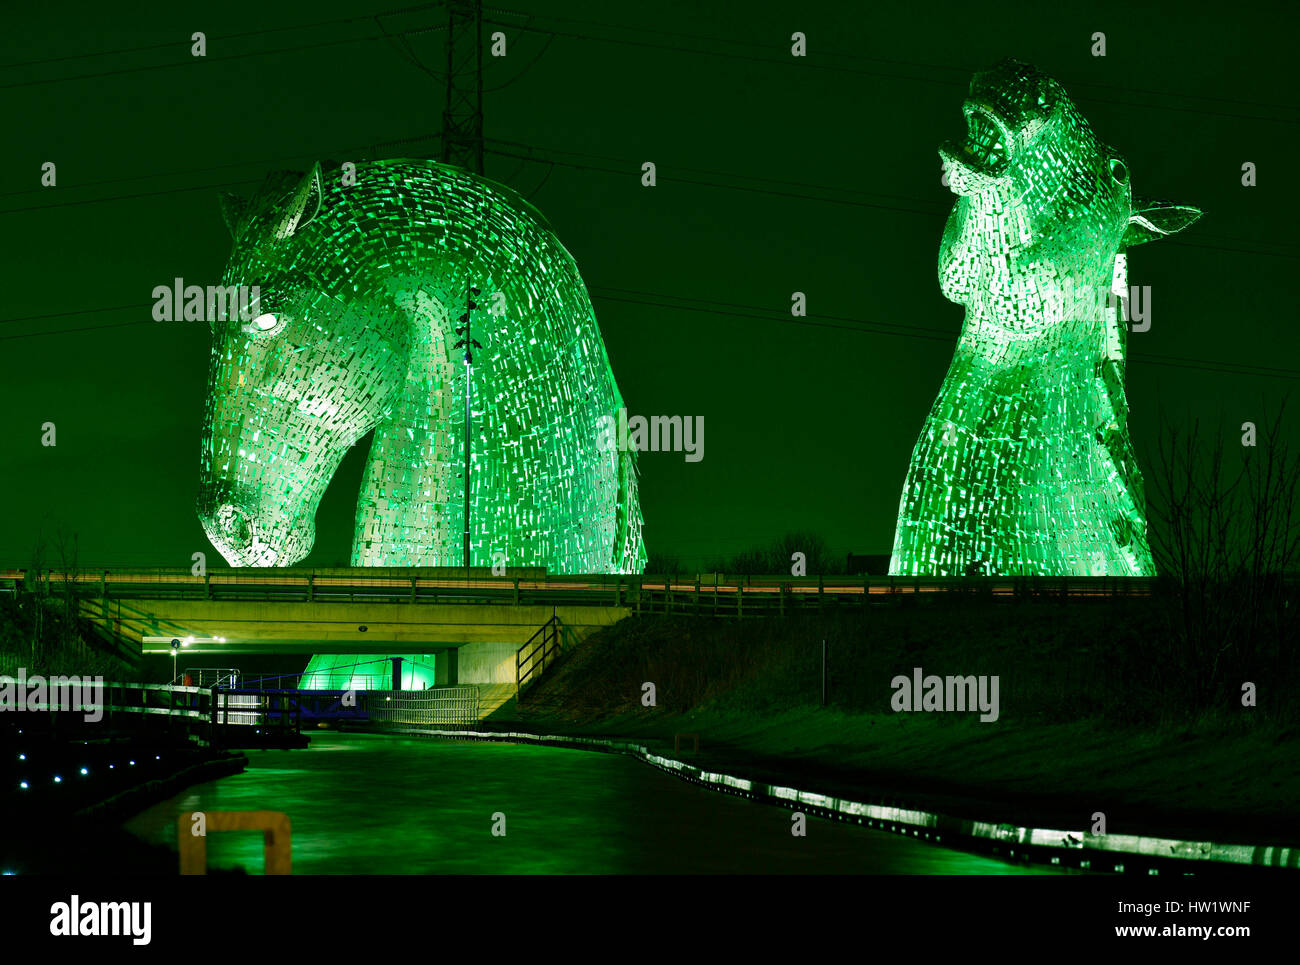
[455,287,482,570]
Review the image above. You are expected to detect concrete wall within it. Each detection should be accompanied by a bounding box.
[135,601,631,654]
[455,641,520,684]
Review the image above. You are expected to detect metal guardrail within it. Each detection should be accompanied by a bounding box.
[216,692,262,725]
[0,566,1178,614]
[97,681,214,721]
[633,575,1162,617]
[517,616,562,699]
[362,686,480,727]
[34,679,495,741]
[76,682,304,743]
[171,667,241,688]
[236,671,391,691]
[28,677,476,727]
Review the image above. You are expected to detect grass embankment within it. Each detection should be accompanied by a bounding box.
[0,593,133,680]
[496,600,1300,845]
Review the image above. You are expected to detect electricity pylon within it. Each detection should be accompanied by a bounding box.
[442,0,484,174]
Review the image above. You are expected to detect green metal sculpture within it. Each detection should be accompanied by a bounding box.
[197,160,645,685]
[198,158,643,574]
[890,59,1201,577]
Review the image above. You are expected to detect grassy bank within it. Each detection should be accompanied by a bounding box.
[497,602,1300,846]
[0,593,134,680]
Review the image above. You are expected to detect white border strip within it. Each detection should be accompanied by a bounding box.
[386,726,1297,872]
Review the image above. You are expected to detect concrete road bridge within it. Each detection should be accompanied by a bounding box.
[0,566,1163,696]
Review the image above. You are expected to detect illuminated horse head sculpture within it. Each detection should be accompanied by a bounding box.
[890,59,1201,577]
[197,159,645,575]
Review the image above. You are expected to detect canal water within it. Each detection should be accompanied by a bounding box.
[124,733,1063,874]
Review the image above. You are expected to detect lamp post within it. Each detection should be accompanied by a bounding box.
[454,284,483,572]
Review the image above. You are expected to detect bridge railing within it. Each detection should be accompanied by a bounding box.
[98,681,214,721]
[631,574,1163,616]
[242,671,390,691]
[209,690,305,745]
[11,681,283,747]
[171,667,241,688]
[22,681,279,724]
[517,616,562,700]
[94,683,305,740]
[0,566,1177,614]
[362,686,480,728]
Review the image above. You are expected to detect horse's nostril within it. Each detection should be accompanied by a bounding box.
[216,504,253,547]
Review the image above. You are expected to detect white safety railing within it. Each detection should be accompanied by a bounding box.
[172,667,241,688]
[216,693,261,725]
[363,686,480,728]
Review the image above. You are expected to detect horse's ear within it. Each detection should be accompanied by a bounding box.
[272,162,324,240]
[219,192,248,238]
[1123,197,1202,248]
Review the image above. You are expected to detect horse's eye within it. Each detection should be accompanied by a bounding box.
[1108,158,1128,184]
[245,312,285,335]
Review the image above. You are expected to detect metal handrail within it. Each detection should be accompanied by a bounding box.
[171,667,241,688]
[363,685,480,728]
[1,566,1210,607]
[516,616,562,697]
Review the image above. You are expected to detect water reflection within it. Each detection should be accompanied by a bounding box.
[125,734,1065,874]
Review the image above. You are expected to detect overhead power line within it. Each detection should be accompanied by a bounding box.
[7,286,1288,384]
[483,6,1300,116]
[0,132,1286,259]
[484,144,1298,261]
[0,134,446,216]
[0,318,153,342]
[485,137,1296,254]
[0,3,445,73]
[0,131,444,202]
[481,15,1300,126]
[4,3,1292,125]
[586,286,1300,381]
[0,21,448,92]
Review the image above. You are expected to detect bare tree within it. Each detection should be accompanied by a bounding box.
[55,525,82,662]
[1146,403,1300,708]
[770,531,840,574]
[644,550,683,575]
[27,526,47,667]
[720,531,842,575]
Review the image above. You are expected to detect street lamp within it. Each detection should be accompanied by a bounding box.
[454,284,484,571]
[170,638,180,683]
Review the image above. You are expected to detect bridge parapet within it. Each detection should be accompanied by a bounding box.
[0,567,1184,662]
[2,566,1167,609]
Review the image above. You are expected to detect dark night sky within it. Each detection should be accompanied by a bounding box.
[1,1,1296,570]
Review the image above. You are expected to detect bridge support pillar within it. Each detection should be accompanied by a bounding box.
[435,648,459,686]
[391,657,403,691]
